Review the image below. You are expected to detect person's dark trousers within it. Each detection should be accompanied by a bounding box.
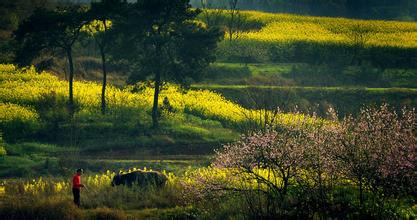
[72,188,80,207]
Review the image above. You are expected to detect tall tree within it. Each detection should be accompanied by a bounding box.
[85,0,126,114]
[14,6,87,113]
[114,0,222,128]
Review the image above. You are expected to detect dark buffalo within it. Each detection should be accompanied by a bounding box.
[111,170,167,187]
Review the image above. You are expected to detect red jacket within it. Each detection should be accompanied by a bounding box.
[72,174,82,189]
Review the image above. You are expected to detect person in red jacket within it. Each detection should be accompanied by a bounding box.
[72,168,85,207]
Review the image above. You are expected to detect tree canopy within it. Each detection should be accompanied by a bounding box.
[15,6,88,112]
[112,0,222,127]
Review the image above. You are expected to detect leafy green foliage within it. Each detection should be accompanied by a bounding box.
[112,0,223,127]
[14,5,88,112]
[14,6,87,65]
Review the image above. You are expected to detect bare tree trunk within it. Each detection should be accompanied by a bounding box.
[152,70,161,128]
[227,0,239,42]
[100,46,107,115]
[67,47,74,115]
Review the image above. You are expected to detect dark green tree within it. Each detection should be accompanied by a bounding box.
[85,0,127,114]
[14,6,87,113]
[0,0,56,63]
[114,0,222,128]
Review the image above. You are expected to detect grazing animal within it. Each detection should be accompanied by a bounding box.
[111,170,167,188]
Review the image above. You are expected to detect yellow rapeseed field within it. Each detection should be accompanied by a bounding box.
[233,11,417,48]
[0,64,311,128]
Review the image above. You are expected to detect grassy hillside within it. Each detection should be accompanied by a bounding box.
[193,10,417,113]
[237,11,417,48]
[212,11,417,69]
[0,64,241,146]
[0,64,316,176]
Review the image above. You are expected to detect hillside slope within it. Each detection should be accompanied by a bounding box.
[0,64,240,149]
[214,11,417,66]
[0,64,309,149]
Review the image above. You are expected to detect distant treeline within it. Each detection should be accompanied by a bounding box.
[190,0,417,21]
